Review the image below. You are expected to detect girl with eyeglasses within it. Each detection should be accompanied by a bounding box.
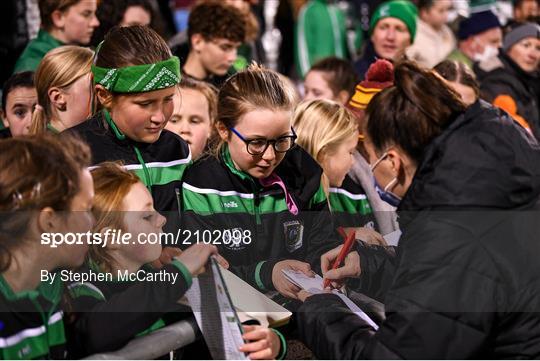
[179,64,340,303]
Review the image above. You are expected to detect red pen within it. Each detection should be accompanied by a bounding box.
[323,228,356,289]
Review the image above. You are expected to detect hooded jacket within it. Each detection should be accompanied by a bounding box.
[297,100,540,358]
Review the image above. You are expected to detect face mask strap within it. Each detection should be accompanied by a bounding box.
[384,177,398,193]
[370,151,389,172]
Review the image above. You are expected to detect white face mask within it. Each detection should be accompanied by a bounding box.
[473,44,499,62]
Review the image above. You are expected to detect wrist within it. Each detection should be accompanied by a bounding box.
[271,328,287,360]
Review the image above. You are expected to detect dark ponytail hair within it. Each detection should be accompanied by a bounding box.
[365,61,466,164]
[433,59,480,98]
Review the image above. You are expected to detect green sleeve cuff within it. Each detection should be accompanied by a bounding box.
[171,259,193,288]
[271,328,287,360]
[254,261,266,291]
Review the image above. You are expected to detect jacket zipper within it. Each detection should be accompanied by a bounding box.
[253,186,261,225]
[30,297,51,359]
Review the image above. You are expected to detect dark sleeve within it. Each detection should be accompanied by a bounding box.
[68,262,192,355]
[346,242,397,302]
[303,199,341,274]
[480,73,514,103]
[229,258,284,292]
[298,277,496,359]
[297,219,498,359]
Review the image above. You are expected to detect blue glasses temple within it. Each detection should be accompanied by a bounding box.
[229,127,297,141]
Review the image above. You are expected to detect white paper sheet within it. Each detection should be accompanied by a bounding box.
[186,259,248,360]
[282,269,379,330]
[383,230,402,246]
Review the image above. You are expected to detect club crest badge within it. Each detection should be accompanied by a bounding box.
[283,220,304,253]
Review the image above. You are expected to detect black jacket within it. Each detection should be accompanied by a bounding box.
[476,52,540,140]
[179,145,340,293]
[353,42,378,80]
[297,100,540,358]
[0,276,66,359]
[68,111,191,214]
[65,261,192,358]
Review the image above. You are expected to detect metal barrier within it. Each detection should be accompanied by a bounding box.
[84,317,200,360]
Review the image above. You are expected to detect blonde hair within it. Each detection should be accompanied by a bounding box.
[178,77,219,152]
[293,99,358,192]
[30,45,94,134]
[179,77,218,124]
[89,162,140,273]
[215,63,297,155]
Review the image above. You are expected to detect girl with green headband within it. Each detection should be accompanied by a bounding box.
[70,25,190,214]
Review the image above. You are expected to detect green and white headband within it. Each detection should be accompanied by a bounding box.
[91,56,181,93]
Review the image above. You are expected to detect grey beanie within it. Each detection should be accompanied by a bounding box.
[503,23,540,52]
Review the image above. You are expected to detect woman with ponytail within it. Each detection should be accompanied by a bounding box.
[296,61,540,358]
[30,45,94,134]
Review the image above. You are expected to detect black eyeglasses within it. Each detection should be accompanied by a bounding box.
[230,127,297,156]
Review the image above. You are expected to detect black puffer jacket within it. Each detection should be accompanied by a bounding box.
[476,52,540,140]
[297,100,540,359]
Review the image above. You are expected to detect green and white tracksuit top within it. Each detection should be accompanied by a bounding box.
[329,174,376,230]
[64,261,193,358]
[68,110,191,213]
[179,145,341,292]
[0,275,66,359]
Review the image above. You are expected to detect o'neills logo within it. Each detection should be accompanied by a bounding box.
[223,201,239,208]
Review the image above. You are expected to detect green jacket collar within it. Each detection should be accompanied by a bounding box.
[221,144,251,182]
[36,29,64,49]
[0,272,62,304]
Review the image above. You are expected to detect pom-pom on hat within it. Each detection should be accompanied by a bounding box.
[349,59,395,111]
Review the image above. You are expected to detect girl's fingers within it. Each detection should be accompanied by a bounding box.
[239,338,268,353]
[283,284,301,299]
[216,254,229,268]
[242,328,267,341]
[242,325,256,334]
[247,348,273,360]
[321,246,342,273]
